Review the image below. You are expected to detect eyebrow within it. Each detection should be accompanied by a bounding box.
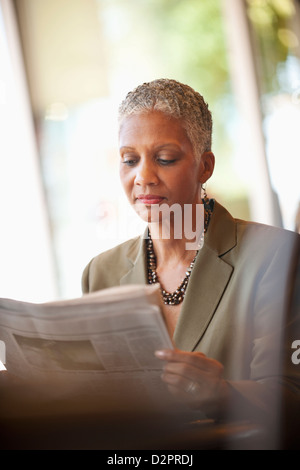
[119,146,135,152]
[120,143,182,152]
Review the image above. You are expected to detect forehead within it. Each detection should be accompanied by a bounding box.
[119,111,191,148]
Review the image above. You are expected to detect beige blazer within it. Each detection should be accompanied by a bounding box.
[82,201,300,424]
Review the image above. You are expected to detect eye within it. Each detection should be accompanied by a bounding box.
[157,158,177,166]
[122,159,138,167]
[121,153,139,166]
[156,150,179,166]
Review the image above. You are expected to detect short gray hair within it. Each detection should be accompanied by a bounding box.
[118,78,212,159]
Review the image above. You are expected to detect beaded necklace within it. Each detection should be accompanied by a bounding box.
[146,198,213,305]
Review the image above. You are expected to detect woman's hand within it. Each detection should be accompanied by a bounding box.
[155,348,230,415]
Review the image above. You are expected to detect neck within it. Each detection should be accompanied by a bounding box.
[148,200,206,262]
[148,236,195,266]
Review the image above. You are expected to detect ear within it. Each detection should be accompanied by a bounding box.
[198,151,215,184]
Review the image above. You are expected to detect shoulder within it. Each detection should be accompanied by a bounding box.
[234,217,299,257]
[210,200,299,271]
[82,235,143,293]
[212,199,299,249]
[91,235,142,266]
[235,219,299,281]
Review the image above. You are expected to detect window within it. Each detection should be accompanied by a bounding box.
[9,0,300,300]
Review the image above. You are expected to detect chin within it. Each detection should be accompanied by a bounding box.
[134,203,163,224]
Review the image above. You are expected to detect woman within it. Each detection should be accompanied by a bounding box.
[82,79,299,440]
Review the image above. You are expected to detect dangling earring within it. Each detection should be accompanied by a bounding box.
[201,183,207,201]
[201,183,213,234]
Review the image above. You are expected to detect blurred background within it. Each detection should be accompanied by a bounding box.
[0,0,299,302]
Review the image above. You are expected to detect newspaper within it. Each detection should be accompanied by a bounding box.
[0,284,175,413]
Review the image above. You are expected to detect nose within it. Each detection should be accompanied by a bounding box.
[134,159,159,186]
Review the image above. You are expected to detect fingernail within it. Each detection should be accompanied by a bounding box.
[155,349,170,359]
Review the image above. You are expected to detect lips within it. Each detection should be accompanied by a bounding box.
[136,195,166,205]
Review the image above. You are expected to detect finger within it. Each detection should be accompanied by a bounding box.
[162,365,222,395]
[163,362,205,383]
[162,372,197,399]
[155,348,206,366]
[162,369,197,390]
[161,372,209,406]
[164,359,223,379]
[162,370,226,408]
[156,348,223,375]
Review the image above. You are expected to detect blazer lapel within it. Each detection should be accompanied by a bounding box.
[173,244,233,351]
[120,234,147,286]
[173,201,237,351]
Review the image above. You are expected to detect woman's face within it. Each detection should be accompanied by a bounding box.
[119,111,208,222]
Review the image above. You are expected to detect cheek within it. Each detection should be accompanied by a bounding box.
[172,169,197,190]
[119,168,134,194]
[173,171,200,200]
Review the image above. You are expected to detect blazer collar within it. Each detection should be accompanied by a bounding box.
[204,200,237,256]
[174,201,237,350]
[120,201,237,350]
[120,231,148,286]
